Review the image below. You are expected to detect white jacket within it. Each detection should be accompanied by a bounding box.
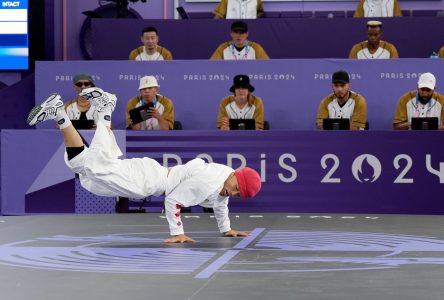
[165,158,234,236]
[227,0,258,19]
[363,0,394,17]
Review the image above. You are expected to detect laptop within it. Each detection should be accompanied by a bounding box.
[411,117,439,130]
[229,118,256,130]
[129,103,154,125]
[176,6,189,19]
[322,118,350,130]
[71,119,95,130]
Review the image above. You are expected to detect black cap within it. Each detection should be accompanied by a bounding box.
[231,21,248,33]
[73,73,95,87]
[332,70,350,84]
[230,74,254,92]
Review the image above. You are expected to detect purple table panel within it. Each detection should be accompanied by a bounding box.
[2,130,444,214]
[1,130,126,215]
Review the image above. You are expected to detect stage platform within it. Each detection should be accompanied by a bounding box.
[1,213,444,300]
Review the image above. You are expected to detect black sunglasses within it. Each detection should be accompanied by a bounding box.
[75,81,92,87]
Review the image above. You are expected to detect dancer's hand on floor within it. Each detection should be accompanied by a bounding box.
[164,234,196,243]
[223,230,249,237]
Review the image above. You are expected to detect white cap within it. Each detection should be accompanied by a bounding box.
[418,72,436,90]
[367,20,382,27]
[138,76,159,90]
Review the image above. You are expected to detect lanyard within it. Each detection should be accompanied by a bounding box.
[231,40,249,60]
[414,94,432,118]
[139,96,157,108]
[140,96,158,129]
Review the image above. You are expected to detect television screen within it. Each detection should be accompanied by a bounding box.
[0,0,28,70]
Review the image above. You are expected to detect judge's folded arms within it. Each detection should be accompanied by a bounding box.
[27,86,262,243]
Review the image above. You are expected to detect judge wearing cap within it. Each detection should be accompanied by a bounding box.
[210,21,269,60]
[393,72,444,130]
[217,74,265,130]
[317,70,368,130]
[349,20,399,59]
[125,75,174,130]
[354,0,402,18]
[63,73,99,128]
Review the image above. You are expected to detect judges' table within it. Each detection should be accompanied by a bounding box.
[2,130,443,215]
[35,58,444,131]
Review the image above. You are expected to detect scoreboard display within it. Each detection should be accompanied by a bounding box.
[0,0,28,70]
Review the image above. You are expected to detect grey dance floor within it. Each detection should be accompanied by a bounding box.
[1,213,444,300]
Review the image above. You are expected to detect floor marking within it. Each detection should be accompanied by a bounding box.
[194,228,264,279]
[187,272,217,300]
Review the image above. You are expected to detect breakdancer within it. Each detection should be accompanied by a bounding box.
[27,87,261,243]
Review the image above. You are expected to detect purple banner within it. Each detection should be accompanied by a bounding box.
[2,130,444,214]
[90,18,444,60]
[1,130,126,215]
[36,59,444,130]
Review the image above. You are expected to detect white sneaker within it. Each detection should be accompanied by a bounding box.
[27,93,63,126]
[79,87,116,112]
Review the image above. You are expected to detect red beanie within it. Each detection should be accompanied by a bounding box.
[234,167,261,199]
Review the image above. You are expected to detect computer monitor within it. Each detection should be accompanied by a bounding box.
[176,7,189,19]
[322,118,350,130]
[411,117,439,130]
[71,119,95,130]
[229,119,256,130]
[129,103,155,124]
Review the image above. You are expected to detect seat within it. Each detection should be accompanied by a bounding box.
[300,11,313,18]
[411,10,439,17]
[115,197,148,213]
[279,11,313,18]
[280,11,303,18]
[401,10,411,17]
[173,120,182,130]
[262,11,280,18]
[314,11,346,18]
[187,12,213,19]
[346,10,355,18]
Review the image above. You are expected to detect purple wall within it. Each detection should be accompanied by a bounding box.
[57,0,444,60]
[1,130,125,215]
[0,74,35,129]
[179,0,444,14]
[91,17,444,59]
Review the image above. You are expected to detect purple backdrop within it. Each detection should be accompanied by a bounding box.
[35,59,444,130]
[90,17,444,60]
[59,0,444,60]
[2,130,444,214]
[1,130,125,215]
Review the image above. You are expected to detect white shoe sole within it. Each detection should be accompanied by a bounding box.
[27,93,62,126]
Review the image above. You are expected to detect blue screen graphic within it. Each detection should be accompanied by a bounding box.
[0,0,28,70]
